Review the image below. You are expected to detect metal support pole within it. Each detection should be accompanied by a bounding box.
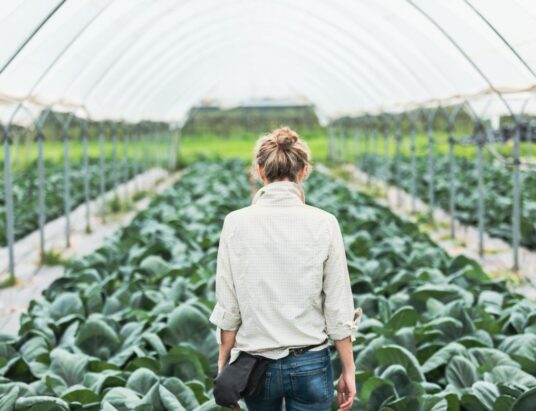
[427,114,435,221]
[344,125,354,163]
[62,123,71,247]
[153,127,158,168]
[167,126,173,171]
[2,127,16,281]
[160,127,166,168]
[141,128,147,188]
[122,124,129,199]
[339,124,344,164]
[126,128,131,180]
[447,120,457,239]
[161,127,167,168]
[512,123,521,271]
[383,117,390,183]
[394,117,402,207]
[82,124,90,232]
[410,120,417,213]
[364,123,371,179]
[143,128,151,189]
[528,120,534,158]
[373,122,379,178]
[171,127,181,170]
[98,122,106,222]
[360,122,370,171]
[327,124,333,163]
[353,126,359,168]
[476,124,485,257]
[36,131,46,262]
[135,126,142,191]
[176,127,182,169]
[336,124,340,164]
[112,124,119,198]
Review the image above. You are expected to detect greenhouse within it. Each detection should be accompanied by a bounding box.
[1,1,536,410]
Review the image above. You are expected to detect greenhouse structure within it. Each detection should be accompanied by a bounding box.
[1,1,536,410]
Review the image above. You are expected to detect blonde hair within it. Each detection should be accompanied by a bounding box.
[252,126,312,183]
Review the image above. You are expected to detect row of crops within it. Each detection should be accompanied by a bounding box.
[0,160,147,246]
[1,158,535,410]
[358,154,536,250]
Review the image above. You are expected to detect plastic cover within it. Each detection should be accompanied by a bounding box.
[0,0,535,125]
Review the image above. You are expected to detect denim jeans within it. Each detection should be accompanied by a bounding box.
[243,346,334,411]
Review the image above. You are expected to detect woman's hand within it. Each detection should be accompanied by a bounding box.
[336,371,356,411]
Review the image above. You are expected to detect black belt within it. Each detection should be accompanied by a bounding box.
[288,338,329,356]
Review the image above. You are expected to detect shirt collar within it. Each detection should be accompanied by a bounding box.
[252,180,305,206]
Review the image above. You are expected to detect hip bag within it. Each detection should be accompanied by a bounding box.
[213,339,328,408]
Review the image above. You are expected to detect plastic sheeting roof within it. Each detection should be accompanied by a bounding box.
[1,0,536,126]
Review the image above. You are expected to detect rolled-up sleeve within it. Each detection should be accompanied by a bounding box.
[209,216,242,343]
[322,215,362,342]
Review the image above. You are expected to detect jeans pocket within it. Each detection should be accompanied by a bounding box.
[246,369,272,401]
[289,359,331,404]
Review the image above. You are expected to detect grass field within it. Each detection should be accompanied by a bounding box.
[0,137,171,172]
[2,128,534,174]
[338,130,536,162]
[177,129,330,167]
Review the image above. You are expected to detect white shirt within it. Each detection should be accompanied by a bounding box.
[209,179,362,365]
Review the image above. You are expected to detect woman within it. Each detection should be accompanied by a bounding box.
[209,127,362,411]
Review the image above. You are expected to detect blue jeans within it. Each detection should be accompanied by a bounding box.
[243,346,334,411]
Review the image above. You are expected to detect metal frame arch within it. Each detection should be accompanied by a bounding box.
[88,0,418,111]
[6,2,113,126]
[59,0,422,114]
[93,25,376,116]
[290,0,447,99]
[87,6,400,113]
[119,30,396,117]
[407,0,519,125]
[350,0,465,98]
[270,0,434,99]
[111,43,358,121]
[105,31,382,119]
[139,52,351,123]
[163,76,337,128]
[463,0,536,82]
[71,0,224,103]
[2,0,535,124]
[67,0,342,106]
[0,0,68,76]
[55,0,187,98]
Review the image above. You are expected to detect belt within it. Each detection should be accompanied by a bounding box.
[288,338,329,356]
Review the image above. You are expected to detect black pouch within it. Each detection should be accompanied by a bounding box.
[213,351,274,408]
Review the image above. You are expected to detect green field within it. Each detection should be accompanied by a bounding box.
[2,158,535,410]
[177,129,329,167]
[0,138,171,172]
[337,131,536,162]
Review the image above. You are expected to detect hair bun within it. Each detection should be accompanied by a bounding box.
[273,127,298,149]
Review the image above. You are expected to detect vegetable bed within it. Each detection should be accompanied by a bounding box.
[359,154,536,250]
[0,158,535,410]
[0,160,146,246]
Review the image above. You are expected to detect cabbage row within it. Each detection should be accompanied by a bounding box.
[0,160,146,246]
[0,158,535,411]
[358,154,536,250]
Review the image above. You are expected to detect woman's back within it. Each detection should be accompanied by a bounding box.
[218,180,349,365]
[210,127,359,410]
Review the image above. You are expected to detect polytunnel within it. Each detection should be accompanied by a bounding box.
[1,0,536,123]
[1,1,536,410]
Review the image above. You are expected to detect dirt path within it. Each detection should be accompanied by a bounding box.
[337,164,536,301]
